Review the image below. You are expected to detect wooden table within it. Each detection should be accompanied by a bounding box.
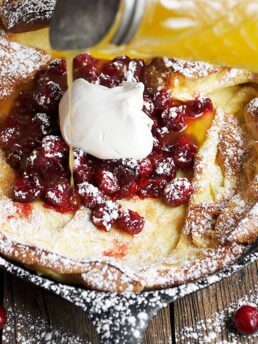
[0,260,257,344]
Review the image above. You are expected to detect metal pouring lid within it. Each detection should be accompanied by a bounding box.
[50,0,146,51]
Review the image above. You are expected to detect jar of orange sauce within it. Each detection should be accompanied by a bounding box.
[90,0,258,72]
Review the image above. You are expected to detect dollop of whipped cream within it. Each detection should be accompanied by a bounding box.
[59,78,153,160]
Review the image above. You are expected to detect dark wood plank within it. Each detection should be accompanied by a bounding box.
[174,260,258,344]
[143,306,172,344]
[2,273,99,343]
[1,273,172,343]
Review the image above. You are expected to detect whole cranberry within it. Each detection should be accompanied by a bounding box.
[43,178,70,207]
[139,158,153,176]
[41,135,68,158]
[233,305,258,335]
[143,94,155,117]
[112,55,130,65]
[0,306,7,329]
[31,112,52,136]
[13,91,35,115]
[91,201,120,231]
[138,177,167,198]
[102,61,125,77]
[0,124,21,149]
[154,157,177,178]
[185,97,213,118]
[99,72,121,88]
[5,140,38,170]
[124,58,145,82]
[49,59,66,74]
[73,163,94,184]
[79,65,101,84]
[96,168,120,195]
[173,134,197,169]
[117,209,145,235]
[163,177,193,207]
[37,59,67,90]
[13,173,43,202]
[77,181,106,209]
[115,158,140,185]
[161,106,187,132]
[154,89,172,112]
[153,126,170,147]
[32,81,63,113]
[73,53,97,68]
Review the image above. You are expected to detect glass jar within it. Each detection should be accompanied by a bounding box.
[91,0,258,71]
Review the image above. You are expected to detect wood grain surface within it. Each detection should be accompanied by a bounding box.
[0,261,257,343]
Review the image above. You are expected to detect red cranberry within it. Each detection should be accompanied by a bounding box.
[138,177,167,198]
[139,158,153,176]
[5,143,27,169]
[154,157,176,178]
[73,148,88,166]
[115,179,146,199]
[74,53,97,79]
[0,124,21,149]
[154,89,172,112]
[41,135,68,158]
[173,134,197,169]
[153,126,170,146]
[43,178,79,212]
[185,97,213,118]
[9,112,32,126]
[96,169,120,195]
[117,209,145,235]
[31,112,52,136]
[13,173,43,202]
[163,177,193,207]
[5,143,23,169]
[99,72,121,88]
[233,305,258,335]
[0,306,7,329]
[102,61,125,77]
[112,55,130,65]
[116,158,140,185]
[43,178,70,206]
[73,53,97,68]
[37,59,67,90]
[124,58,145,82]
[78,65,101,84]
[77,182,106,209]
[161,106,187,132]
[48,59,67,76]
[143,94,155,117]
[148,150,167,166]
[73,153,99,184]
[91,200,120,231]
[25,147,66,179]
[13,91,35,115]
[73,163,94,184]
[32,81,63,113]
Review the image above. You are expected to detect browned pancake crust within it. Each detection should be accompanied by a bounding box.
[0,0,56,32]
[0,37,257,292]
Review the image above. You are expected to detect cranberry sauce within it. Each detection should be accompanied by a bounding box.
[0,55,214,234]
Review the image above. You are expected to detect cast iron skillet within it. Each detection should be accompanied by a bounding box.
[0,242,257,344]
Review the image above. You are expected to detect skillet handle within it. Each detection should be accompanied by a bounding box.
[85,291,174,344]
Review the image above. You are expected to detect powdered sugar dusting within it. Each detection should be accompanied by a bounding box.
[2,303,87,344]
[0,37,50,100]
[0,249,257,343]
[0,0,56,31]
[176,284,258,344]
[163,57,220,78]
[246,97,258,113]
